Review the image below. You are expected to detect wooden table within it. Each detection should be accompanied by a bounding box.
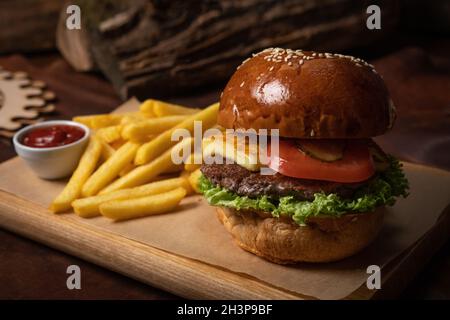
[1,39,449,298]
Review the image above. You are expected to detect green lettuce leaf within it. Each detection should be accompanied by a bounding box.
[199,157,409,226]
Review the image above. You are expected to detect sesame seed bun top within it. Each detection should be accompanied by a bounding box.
[218,48,395,138]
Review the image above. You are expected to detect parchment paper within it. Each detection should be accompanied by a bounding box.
[1,99,449,299]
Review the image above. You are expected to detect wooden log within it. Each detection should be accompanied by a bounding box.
[56,1,95,72]
[58,0,401,99]
[0,0,63,54]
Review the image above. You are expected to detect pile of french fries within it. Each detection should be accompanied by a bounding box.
[50,99,218,221]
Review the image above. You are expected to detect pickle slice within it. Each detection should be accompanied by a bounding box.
[297,139,345,162]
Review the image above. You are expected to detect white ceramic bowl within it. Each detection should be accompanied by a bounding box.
[13,120,90,180]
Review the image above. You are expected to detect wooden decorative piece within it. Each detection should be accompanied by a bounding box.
[0,66,56,138]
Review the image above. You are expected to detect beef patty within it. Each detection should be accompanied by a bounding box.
[201,163,370,201]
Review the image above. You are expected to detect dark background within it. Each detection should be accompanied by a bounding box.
[0,0,449,299]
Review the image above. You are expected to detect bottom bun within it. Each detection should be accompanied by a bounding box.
[216,207,385,264]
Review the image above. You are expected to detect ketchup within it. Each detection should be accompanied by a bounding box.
[22,125,85,148]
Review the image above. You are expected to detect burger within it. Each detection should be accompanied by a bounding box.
[199,48,409,264]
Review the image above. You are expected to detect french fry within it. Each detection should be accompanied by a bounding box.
[162,164,183,174]
[180,170,190,179]
[188,168,202,194]
[140,111,155,118]
[140,99,199,117]
[111,139,126,149]
[153,102,200,117]
[99,137,193,194]
[72,177,190,218]
[99,187,187,221]
[82,141,141,197]
[100,141,115,161]
[50,137,102,213]
[135,102,219,165]
[184,152,202,171]
[179,170,195,194]
[122,115,188,141]
[119,162,136,177]
[73,114,122,129]
[96,125,122,144]
[184,163,201,172]
[74,112,148,129]
[120,138,176,176]
[120,113,150,126]
[138,100,157,116]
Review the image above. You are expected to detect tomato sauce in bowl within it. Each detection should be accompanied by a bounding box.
[13,120,90,179]
[22,125,85,148]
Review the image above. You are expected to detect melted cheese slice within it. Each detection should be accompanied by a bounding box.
[202,133,261,171]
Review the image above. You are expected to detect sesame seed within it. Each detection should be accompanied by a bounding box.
[253,48,375,74]
[240,81,245,87]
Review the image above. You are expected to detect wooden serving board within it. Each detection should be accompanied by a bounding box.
[1,158,449,300]
[1,100,449,299]
[0,190,300,299]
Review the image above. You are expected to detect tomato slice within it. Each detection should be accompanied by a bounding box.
[268,139,375,183]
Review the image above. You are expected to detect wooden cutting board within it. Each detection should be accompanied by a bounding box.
[1,100,449,300]
[1,161,449,300]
